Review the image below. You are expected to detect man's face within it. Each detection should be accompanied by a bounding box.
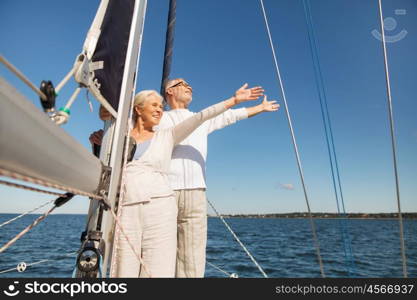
[166,79,193,107]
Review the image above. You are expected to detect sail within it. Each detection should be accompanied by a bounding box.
[75,0,137,113]
[91,0,135,111]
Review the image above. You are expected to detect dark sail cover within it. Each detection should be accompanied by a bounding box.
[92,0,135,111]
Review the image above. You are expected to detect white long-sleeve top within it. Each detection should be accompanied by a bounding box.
[123,102,228,205]
[158,107,248,190]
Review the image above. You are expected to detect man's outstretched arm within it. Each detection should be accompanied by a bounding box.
[245,95,280,118]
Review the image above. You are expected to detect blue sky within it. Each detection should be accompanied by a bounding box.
[0,0,416,214]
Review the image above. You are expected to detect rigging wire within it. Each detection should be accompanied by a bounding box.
[301,0,356,276]
[377,0,407,278]
[207,198,268,278]
[0,252,78,275]
[206,261,237,278]
[259,0,325,277]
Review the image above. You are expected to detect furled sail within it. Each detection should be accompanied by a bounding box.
[74,0,137,116]
[90,0,135,111]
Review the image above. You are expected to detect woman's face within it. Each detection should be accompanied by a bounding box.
[136,94,163,128]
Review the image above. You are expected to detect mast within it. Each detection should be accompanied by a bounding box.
[160,0,177,95]
[102,0,148,277]
[75,0,148,278]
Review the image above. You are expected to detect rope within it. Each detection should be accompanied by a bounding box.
[377,0,407,278]
[109,140,152,277]
[0,205,56,253]
[0,190,73,253]
[0,54,47,100]
[302,0,356,276]
[207,198,268,278]
[0,168,103,200]
[0,198,55,229]
[259,0,325,277]
[0,179,66,197]
[0,252,78,275]
[160,0,177,96]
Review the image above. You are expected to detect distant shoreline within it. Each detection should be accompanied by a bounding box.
[208,212,417,219]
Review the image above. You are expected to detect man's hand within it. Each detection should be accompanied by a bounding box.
[260,95,280,112]
[89,129,104,146]
[234,83,264,104]
[245,95,280,118]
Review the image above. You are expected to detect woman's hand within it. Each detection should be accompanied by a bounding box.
[233,83,264,104]
[224,83,264,109]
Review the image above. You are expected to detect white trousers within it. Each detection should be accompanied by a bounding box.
[175,189,207,278]
[113,196,177,278]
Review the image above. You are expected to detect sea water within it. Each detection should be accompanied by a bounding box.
[0,214,415,278]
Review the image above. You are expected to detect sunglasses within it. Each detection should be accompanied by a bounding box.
[167,81,191,89]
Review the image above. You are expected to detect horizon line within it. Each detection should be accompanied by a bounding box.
[1,211,417,216]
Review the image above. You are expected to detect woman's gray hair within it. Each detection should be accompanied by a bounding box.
[134,90,163,107]
[132,90,163,121]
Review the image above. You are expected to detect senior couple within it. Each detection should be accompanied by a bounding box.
[90,79,279,277]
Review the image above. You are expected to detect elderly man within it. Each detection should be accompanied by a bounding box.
[91,79,279,277]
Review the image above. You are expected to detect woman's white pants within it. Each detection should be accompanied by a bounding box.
[113,196,177,277]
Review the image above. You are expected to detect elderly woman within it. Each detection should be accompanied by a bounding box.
[114,85,267,277]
